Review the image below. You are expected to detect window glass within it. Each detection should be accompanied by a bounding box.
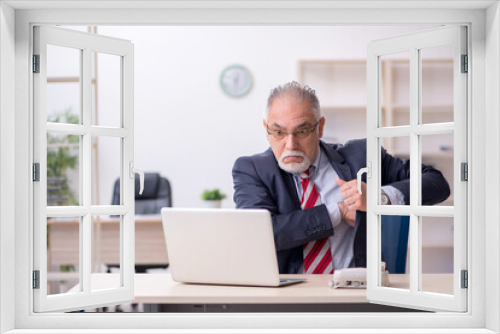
[380,51,410,127]
[92,52,121,127]
[47,216,80,296]
[380,136,410,206]
[46,44,81,124]
[92,215,122,291]
[421,133,454,206]
[92,136,121,206]
[47,133,80,206]
[420,216,454,295]
[380,215,410,290]
[421,45,454,124]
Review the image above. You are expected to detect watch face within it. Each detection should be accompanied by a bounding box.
[220,65,253,97]
[381,193,389,205]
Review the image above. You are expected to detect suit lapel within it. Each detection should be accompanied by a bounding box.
[320,141,353,181]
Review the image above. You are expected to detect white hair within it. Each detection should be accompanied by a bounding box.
[264,81,321,122]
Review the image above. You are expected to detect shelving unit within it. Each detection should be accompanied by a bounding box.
[298,60,368,144]
[298,58,455,274]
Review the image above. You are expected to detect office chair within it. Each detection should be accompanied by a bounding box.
[111,172,172,214]
[381,215,410,274]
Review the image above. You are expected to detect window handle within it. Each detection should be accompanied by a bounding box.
[129,162,144,195]
[357,162,371,194]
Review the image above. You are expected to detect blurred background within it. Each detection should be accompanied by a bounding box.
[45,26,456,305]
[48,25,455,209]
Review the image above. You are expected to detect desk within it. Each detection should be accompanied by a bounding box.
[84,273,452,312]
[47,215,167,271]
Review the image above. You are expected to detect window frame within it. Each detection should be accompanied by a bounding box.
[33,25,136,313]
[365,26,468,312]
[2,2,496,333]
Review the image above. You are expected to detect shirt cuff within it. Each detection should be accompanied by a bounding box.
[382,185,406,205]
[326,202,343,228]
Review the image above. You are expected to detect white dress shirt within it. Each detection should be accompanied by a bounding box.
[293,147,405,271]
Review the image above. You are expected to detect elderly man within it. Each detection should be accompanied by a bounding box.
[232,81,450,274]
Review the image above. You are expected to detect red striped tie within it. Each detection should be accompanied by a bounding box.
[301,169,333,274]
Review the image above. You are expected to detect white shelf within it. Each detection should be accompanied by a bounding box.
[421,241,454,248]
[322,105,366,113]
[392,150,454,159]
[393,104,454,113]
[423,151,454,159]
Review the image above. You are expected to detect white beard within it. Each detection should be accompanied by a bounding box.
[278,150,311,174]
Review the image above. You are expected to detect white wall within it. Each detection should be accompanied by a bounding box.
[0,2,16,333]
[55,25,453,208]
[486,3,500,332]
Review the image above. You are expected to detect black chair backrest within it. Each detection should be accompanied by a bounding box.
[381,215,410,274]
[111,173,172,214]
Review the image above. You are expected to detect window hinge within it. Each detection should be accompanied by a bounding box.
[461,270,468,289]
[33,270,40,289]
[33,163,40,182]
[461,162,468,181]
[33,54,40,73]
[461,54,468,73]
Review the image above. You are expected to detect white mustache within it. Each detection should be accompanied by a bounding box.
[278,150,311,174]
[279,150,306,162]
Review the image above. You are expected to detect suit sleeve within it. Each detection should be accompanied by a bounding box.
[380,146,451,205]
[232,156,333,251]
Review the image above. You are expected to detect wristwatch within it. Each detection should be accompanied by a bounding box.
[381,190,390,205]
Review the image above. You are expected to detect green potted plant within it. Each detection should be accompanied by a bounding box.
[47,108,79,207]
[201,189,226,208]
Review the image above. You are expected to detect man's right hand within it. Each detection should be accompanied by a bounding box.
[338,202,356,227]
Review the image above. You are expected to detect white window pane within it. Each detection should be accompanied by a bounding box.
[47,133,81,206]
[92,52,121,127]
[92,215,121,291]
[46,84,80,124]
[421,216,454,295]
[381,52,410,127]
[380,215,410,290]
[421,45,454,124]
[47,216,80,296]
[381,136,410,206]
[421,133,454,206]
[46,44,81,123]
[93,136,121,206]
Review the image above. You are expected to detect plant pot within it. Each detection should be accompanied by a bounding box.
[203,200,222,209]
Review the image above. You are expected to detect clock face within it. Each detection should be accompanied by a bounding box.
[220,65,253,97]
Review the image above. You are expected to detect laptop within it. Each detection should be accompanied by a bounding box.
[161,208,305,287]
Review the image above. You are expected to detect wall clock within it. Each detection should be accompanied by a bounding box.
[220,64,253,98]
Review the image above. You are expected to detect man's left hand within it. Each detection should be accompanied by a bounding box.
[336,178,367,213]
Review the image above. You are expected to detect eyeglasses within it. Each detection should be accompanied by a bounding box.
[266,121,319,140]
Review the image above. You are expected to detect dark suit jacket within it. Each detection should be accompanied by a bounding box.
[232,139,450,274]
